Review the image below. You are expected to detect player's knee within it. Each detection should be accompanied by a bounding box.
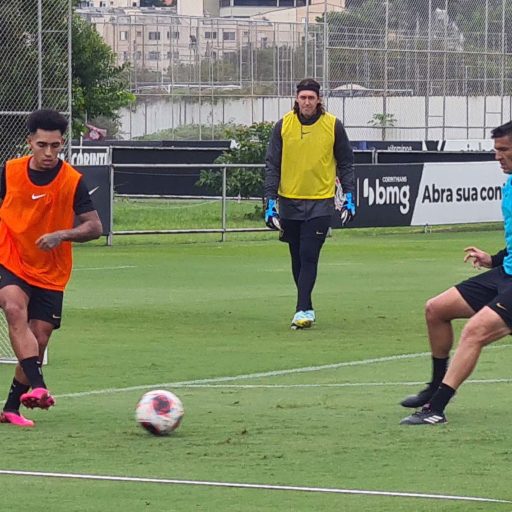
[3,302,27,324]
[425,297,444,322]
[459,324,488,348]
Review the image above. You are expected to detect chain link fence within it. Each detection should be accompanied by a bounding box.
[0,0,72,164]
[0,0,71,363]
[327,0,512,140]
[82,9,319,139]
[81,1,512,141]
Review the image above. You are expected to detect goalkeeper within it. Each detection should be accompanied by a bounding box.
[264,78,355,329]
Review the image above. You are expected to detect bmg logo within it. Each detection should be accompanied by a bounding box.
[362,177,410,215]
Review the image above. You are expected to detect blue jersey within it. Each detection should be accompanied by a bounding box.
[502,175,512,275]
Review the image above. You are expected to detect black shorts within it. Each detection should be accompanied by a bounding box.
[279,216,332,244]
[456,266,512,328]
[0,265,64,329]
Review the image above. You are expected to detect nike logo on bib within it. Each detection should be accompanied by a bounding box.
[32,193,46,200]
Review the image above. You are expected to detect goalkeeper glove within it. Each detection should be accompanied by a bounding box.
[264,198,281,230]
[340,192,356,226]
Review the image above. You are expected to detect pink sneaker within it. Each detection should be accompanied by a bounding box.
[0,411,35,427]
[20,387,55,409]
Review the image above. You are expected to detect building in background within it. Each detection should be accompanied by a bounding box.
[78,0,140,6]
[76,2,321,76]
[73,1,512,142]
[177,0,219,17]
[78,1,342,19]
[219,0,344,21]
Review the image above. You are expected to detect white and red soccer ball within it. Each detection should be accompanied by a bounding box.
[135,389,184,436]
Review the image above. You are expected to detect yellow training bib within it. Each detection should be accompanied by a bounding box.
[278,111,337,199]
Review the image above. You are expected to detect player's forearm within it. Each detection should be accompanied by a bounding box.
[334,120,355,195]
[264,121,282,199]
[59,219,103,243]
[491,248,508,267]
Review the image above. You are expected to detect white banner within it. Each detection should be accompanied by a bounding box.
[410,161,506,225]
[438,139,495,152]
[60,147,111,166]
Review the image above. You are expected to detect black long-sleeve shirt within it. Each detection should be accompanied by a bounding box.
[264,110,355,220]
[492,248,508,267]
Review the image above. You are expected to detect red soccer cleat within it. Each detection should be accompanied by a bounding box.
[20,387,55,409]
[0,411,35,427]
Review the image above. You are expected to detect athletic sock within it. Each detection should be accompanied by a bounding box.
[3,378,30,412]
[19,356,46,390]
[431,356,449,388]
[36,360,47,388]
[429,383,456,413]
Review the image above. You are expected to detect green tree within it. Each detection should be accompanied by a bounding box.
[324,0,512,97]
[345,0,455,31]
[368,113,396,127]
[0,0,135,157]
[0,0,69,159]
[196,122,274,199]
[72,15,135,138]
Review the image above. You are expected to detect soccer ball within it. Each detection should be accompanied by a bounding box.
[135,389,184,436]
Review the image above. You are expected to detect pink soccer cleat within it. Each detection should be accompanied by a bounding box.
[0,411,35,427]
[20,387,55,409]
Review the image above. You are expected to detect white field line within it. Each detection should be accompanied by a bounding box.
[163,201,217,210]
[56,344,512,400]
[57,351,432,399]
[73,265,137,271]
[0,470,509,504]
[169,378,512,389]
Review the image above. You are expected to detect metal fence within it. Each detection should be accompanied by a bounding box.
[0,0,72,165]
[326,0,512,140]
[0,0,70,364]
[111,163,267,244]
[80,0,512,141]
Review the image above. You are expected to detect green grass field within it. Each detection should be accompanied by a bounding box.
[1,227,512,511]
[113,197,262,231]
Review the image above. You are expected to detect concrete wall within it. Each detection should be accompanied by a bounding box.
[119,95,512,141]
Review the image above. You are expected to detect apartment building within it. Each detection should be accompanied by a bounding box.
[76,0,343,78]
[220,0,345,21]
[78,1,179,8]
[79,0,140,6]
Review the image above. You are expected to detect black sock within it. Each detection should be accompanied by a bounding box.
[19,356,45,389]
[429,383,456,413]
[430,356,449,388]
[36,360,47,388]
[3,378,30,412]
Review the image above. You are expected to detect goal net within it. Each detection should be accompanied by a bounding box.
[0,312,48,365]
[0,312,14,364]
[0,2,69,363]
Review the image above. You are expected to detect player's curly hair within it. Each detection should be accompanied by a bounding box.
[293,78,325,116]
[27,109,68,135]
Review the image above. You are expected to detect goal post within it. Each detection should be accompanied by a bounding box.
[0,312,48,365]
[0,312,13,364]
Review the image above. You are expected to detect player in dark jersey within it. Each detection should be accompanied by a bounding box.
[400,120,512,425]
